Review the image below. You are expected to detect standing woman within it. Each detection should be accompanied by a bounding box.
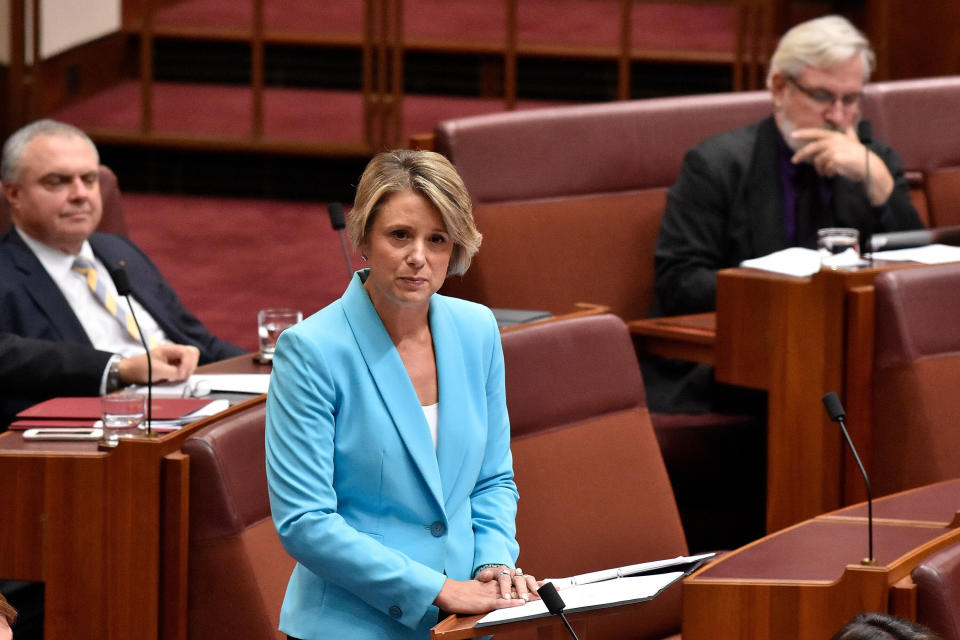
[266,150,537,640]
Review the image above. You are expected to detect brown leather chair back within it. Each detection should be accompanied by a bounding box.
[501,314,687,639]
[0,165,129,236]
[869,76,960,228]
[182,402,294,640]
[434,91,772,321]
[872,264,960,496]
[912,540,960,640]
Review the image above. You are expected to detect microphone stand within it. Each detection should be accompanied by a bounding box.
[112,264,153,437]
[327,202,354,282]
[823,392,875,565]
[537,582,580,640]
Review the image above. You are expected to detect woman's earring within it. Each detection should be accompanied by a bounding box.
[361,254,368,261]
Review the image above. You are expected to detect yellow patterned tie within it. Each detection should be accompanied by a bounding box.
[72,257,154,346]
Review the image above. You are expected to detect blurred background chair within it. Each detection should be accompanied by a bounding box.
[912,539,960,640]
[872,262,960,497]
[501,313,691,639]
[182,402,295,640]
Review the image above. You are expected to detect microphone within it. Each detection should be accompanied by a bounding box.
[110,263,153,436]
[858,120,874,265]
[327,202,354,282]
[869,225,960,253]
[868,228,934,252]
[537,582,580,640]
[822,392,875,565]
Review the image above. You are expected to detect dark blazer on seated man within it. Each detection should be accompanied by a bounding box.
[0,230,244,427]
[0,332,112,396]
[0,332,114,427]
[0,228,244,363]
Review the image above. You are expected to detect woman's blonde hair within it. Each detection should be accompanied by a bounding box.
[347,149,481,276]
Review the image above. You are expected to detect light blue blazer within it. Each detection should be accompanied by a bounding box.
[265,270,520,640]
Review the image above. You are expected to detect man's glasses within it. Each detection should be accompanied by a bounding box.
[787,76,862,108]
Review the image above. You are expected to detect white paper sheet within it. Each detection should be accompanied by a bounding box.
[739,247,824,277]
[871,243,960,264]
[476,571,683,627]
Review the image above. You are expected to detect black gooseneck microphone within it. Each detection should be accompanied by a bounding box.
[537,582,580,640]
[327,202,354,282]
[822,391,875,565]
[858,120,874,266]
[110,263,153,436]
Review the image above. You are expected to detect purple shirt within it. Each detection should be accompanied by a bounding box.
[777,131,833,246]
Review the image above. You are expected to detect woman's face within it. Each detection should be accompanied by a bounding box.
[361,190,454,313]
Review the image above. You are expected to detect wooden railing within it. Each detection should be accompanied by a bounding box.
[5,0,783,151]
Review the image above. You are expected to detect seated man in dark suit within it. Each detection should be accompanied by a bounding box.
[647,15,924,414]
[0,119,245,426]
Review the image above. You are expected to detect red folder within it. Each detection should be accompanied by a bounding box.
[9,396,215,430]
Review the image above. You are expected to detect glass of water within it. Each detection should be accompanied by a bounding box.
[257,308,303,362]
[100,392,146,447]
[817,227,861,270]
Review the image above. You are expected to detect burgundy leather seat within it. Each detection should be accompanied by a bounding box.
[872,263,960,497]
[913,541,960,640]
[501,314,688,639]
[182,402,295,640]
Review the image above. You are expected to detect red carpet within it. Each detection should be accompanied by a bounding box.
[122,192,357,352]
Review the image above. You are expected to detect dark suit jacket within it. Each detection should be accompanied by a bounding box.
[645,116,924,413]
[0,229,245,426]
[653,116,924,317]
[0,333,113,426]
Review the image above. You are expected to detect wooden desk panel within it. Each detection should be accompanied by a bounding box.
[683,480,960,640]
[0,355,269,640]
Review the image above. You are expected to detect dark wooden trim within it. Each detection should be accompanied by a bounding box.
[31,32,136,118]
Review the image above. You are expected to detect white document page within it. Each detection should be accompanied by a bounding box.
[871,243,960,264]
[739,247,824,277]
[476,571,683,627]
[141,373,271,397]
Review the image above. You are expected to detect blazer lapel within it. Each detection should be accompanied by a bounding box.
[5,231,91,344]
[340,272,445,511]
[429,299,472,509]
[745,117,790,257]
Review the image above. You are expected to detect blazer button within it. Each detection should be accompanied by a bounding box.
[389,605,403,619]
[430,521,446,537]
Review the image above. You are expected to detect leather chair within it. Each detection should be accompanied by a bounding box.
[433,95,770,551]
[912,541,960,640]
[501,313,689,639]
[182,402,295,640]
[0,164,129,236]
[872,263,960,497]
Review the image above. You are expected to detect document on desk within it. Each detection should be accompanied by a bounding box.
[476,571,684,627]
[740,247,824,277]
[871,243,960,264]
[144,373,271,397]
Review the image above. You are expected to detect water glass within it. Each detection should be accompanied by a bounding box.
[817,227,861,270]
[258,308,302,362]
[100,393,146,447]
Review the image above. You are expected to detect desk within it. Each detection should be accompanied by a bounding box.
[0,355,269,640]
[682,479,960,640]
[630,264,910,533]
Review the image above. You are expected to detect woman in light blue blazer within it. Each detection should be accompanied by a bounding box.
[265,150,538,640]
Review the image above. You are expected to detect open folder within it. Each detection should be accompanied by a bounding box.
[477,552,714,627]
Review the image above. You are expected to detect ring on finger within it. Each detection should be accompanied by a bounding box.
[499,568,511,576]
[514,568,524,577]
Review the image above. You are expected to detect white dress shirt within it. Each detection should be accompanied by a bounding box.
[16,227,169,358]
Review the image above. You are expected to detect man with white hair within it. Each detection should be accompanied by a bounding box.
[647,15,924,413]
